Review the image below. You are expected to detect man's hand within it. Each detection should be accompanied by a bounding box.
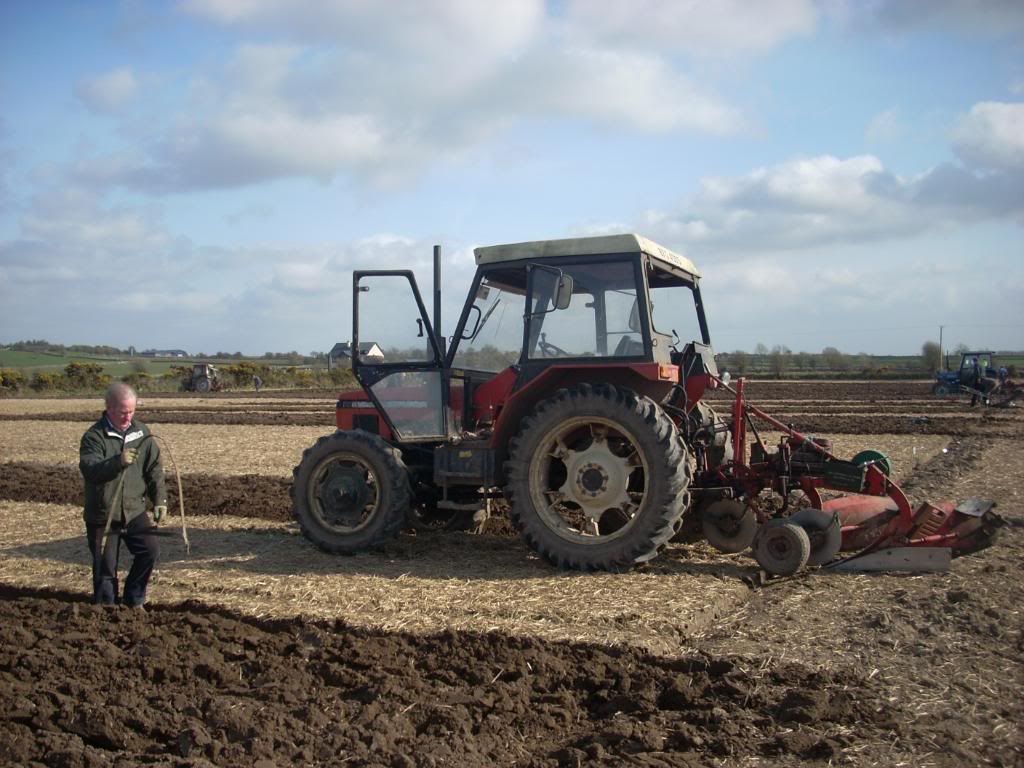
[154,505,167,523]
[120,447,139,467]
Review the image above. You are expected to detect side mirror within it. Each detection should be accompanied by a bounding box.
[529,264,573,313]
[628,299,640,332]
[721,371,731,386]
[461,305,482,339]
[554,275,573,310]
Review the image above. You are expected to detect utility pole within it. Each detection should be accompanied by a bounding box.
[939,325,944,371]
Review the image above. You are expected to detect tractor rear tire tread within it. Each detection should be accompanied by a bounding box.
[291,429,411,554]
[505,383,690,572]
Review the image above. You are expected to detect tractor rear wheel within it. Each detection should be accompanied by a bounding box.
[195,377,211,393]
[292,430,411,553]
[505,384,690,571]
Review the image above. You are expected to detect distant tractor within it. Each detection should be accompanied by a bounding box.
[932,351,998,396]
[181,363,223,393]
[291,235,1002,574]
[931,351,1021,406]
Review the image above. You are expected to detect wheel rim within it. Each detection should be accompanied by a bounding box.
[852,449,891,477]
[527,416,649,544]
[702,499,756,553]
[308,452,380,533]
[756,523,809,575]
[764,528,798,560]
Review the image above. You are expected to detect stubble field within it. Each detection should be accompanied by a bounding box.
[0,382,1021,767]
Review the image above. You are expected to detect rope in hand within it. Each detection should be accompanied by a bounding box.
[98,433,190,560]
[151,433,190,554]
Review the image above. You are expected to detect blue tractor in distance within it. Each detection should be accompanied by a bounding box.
[932,350,998,396]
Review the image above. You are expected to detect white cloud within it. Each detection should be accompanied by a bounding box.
[507,47,743,135]
[73,1,761,193]
[181,0,544,73]
[19,188,173,259]
[273,257,335,294]
[637,101,1024,257]
[641,148,1024,254]
[827,0,1024,39]
[865,107,905,144]
[952,101,1024,171]
[75,68,140,113]
[563,0,817,55]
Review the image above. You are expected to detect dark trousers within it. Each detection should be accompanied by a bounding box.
[86,514,159,606]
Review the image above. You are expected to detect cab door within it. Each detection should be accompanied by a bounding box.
[352,270,447,441]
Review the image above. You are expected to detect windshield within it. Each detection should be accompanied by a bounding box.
[526,259,639,359]
[450,269,527,371]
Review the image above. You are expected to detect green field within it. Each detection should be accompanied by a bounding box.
[0,350,314,379]
[0,350,188,377]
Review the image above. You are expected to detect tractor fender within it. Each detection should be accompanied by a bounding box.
[490,363,677,478]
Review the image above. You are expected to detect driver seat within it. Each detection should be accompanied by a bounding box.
[613,336,644,357]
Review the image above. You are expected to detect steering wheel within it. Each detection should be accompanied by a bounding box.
[538,334,570,358]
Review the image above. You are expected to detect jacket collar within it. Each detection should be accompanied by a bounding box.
[102,413,136,437]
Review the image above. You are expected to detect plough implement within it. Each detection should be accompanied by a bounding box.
[689,376,1005,575]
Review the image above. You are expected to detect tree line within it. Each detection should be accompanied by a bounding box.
[0,361,356,395]
[2,340,334,365]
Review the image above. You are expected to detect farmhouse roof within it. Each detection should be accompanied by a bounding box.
[329,342,382,358]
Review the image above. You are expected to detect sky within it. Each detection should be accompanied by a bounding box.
[1,0,1022,357]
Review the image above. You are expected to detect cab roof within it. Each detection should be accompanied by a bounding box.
[474,233,700,279]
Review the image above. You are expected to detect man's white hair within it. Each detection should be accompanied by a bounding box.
[105,381,137,406]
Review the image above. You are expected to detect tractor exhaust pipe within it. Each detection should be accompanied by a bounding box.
[434,244,445,357]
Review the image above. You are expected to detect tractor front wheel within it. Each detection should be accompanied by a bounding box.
[292,430,411,554]
[505,384,690,571]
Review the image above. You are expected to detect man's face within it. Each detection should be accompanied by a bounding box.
[106,397,136,431]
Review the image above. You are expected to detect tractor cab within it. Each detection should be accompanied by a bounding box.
[348,234,716,450]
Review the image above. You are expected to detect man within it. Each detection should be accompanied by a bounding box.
[969,357,983,407]
[79,382,167,606]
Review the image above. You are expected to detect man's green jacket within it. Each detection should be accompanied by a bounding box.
[79,415,166,526]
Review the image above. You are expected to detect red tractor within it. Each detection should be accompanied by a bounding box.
[292,235,1002,574]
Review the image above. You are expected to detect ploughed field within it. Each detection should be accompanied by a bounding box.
[0,382,1021,767]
